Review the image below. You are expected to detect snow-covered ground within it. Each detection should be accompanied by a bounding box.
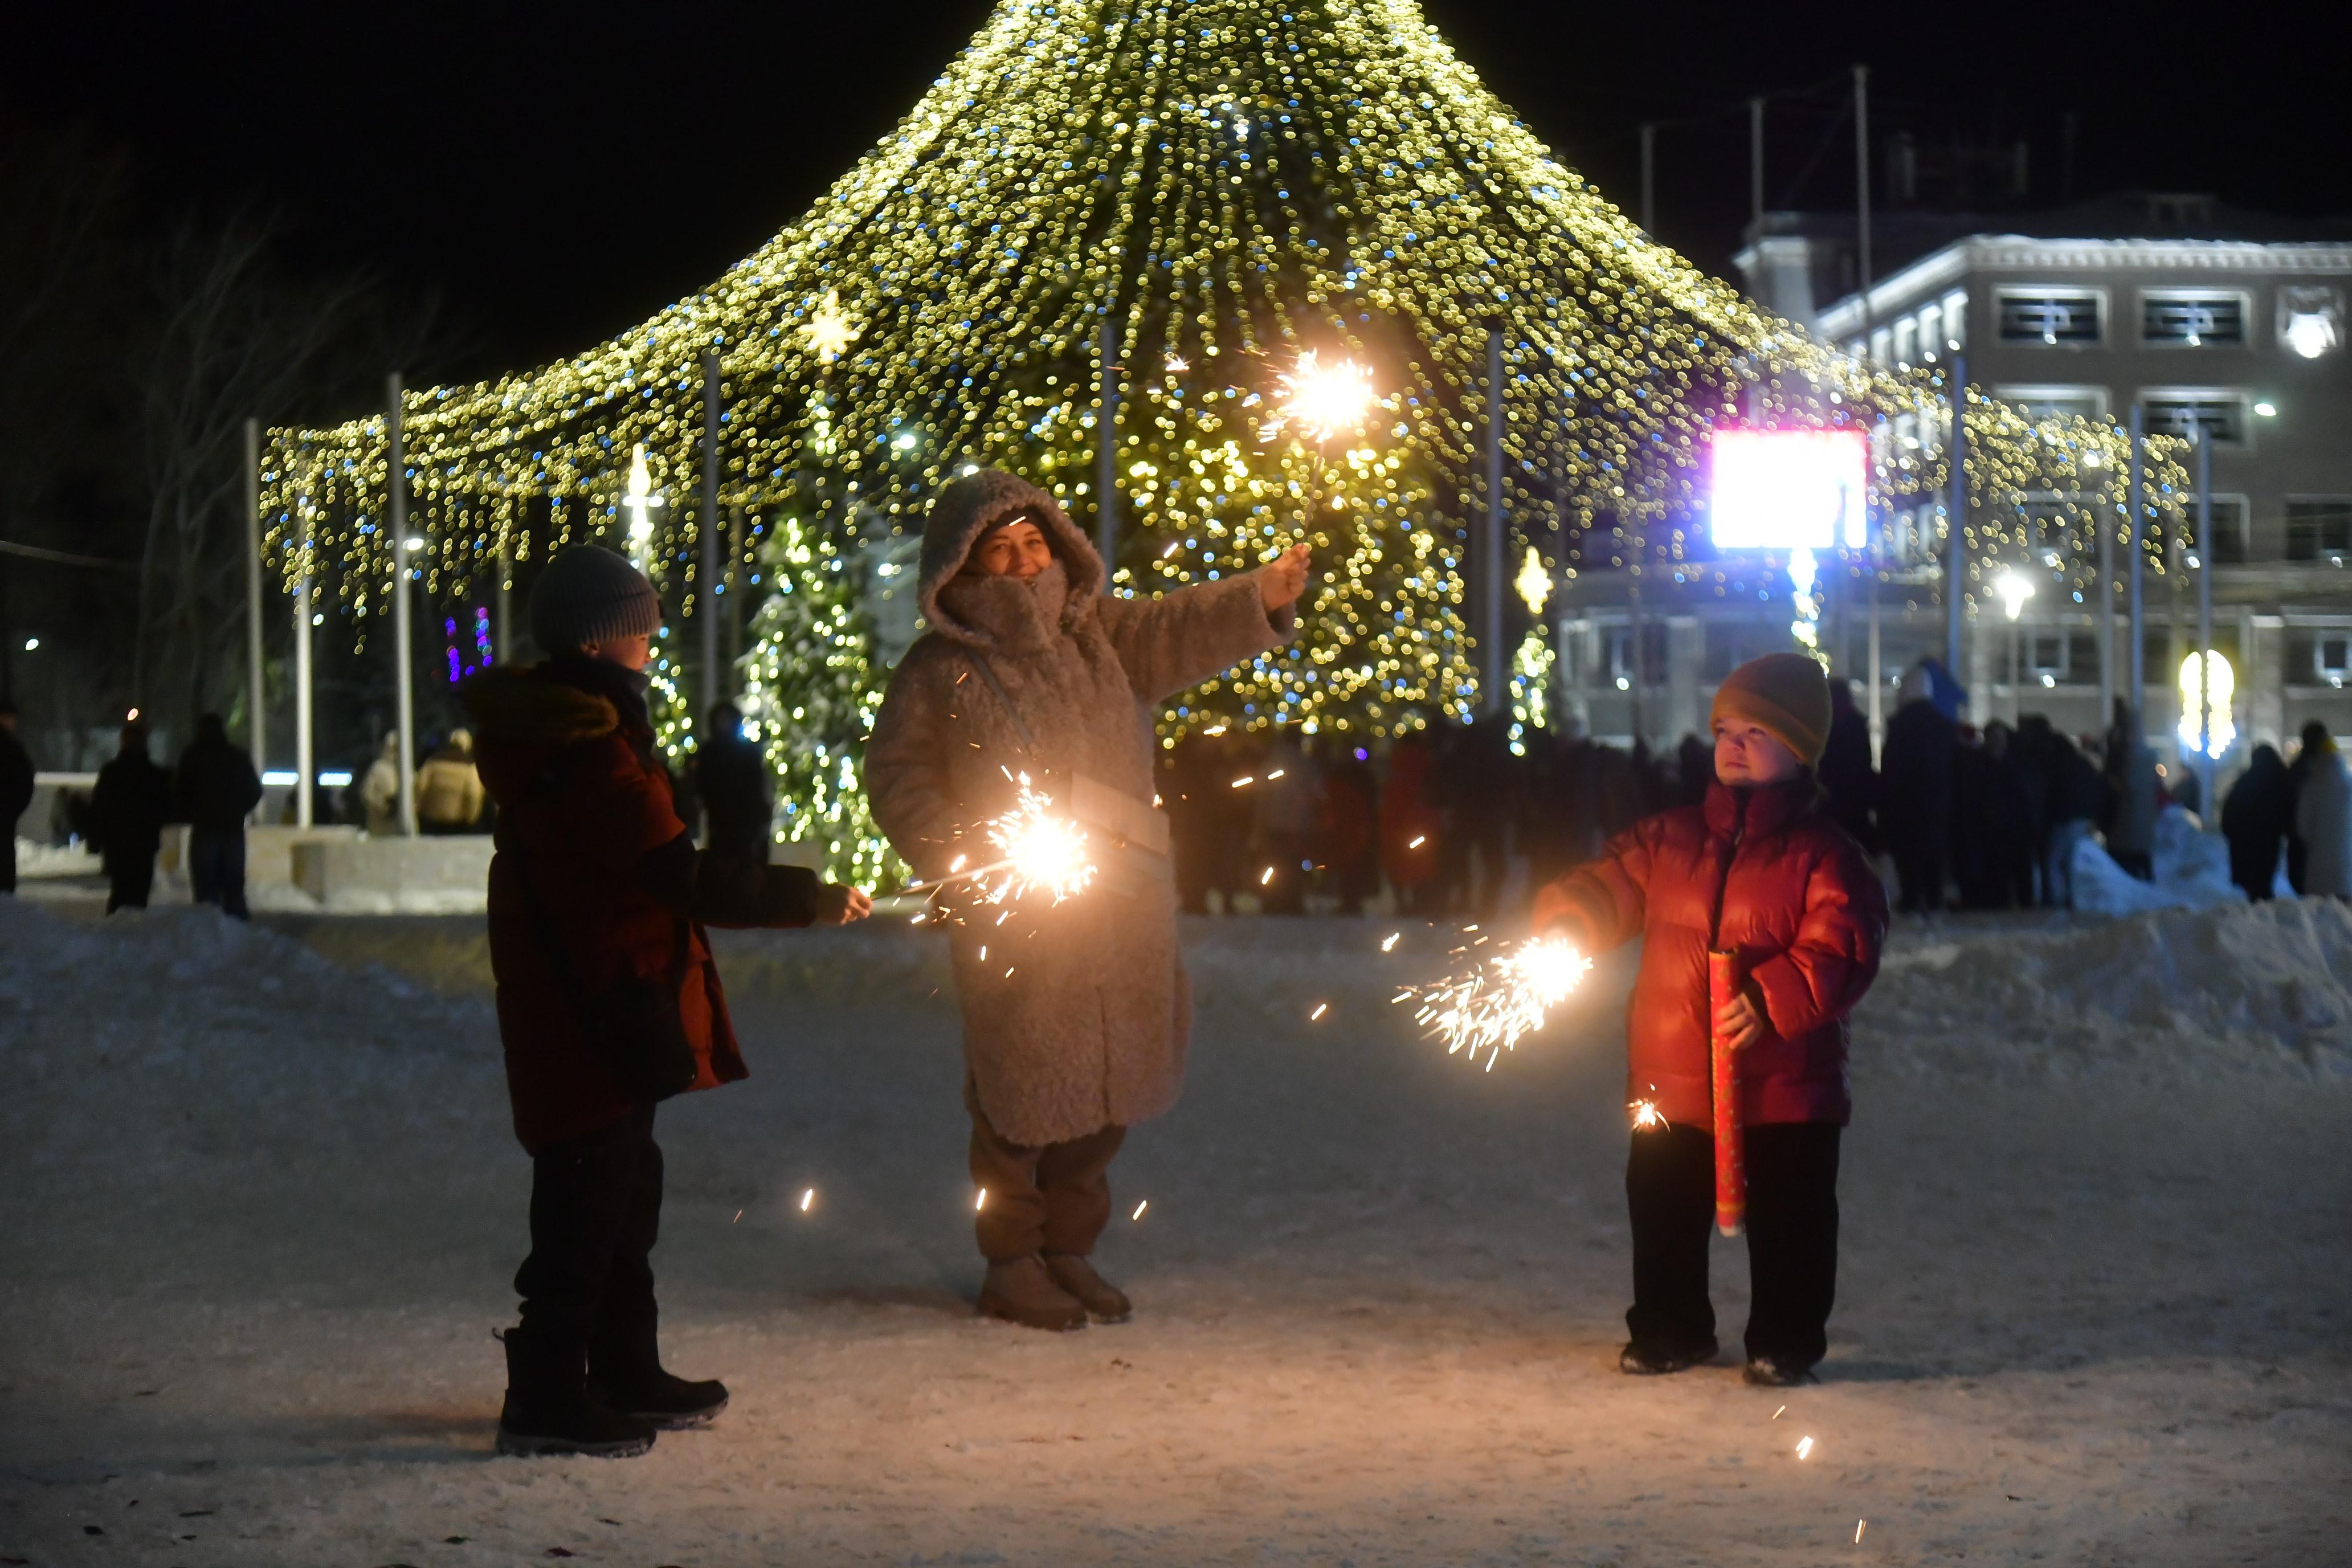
[2,895,2347,1566]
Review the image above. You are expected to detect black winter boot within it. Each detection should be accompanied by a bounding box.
[589,1311,729,1430]
[496,1327,658,1458]
[1618,1337,1719,1376]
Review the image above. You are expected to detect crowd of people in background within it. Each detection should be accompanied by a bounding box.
[1145,657,2352,920]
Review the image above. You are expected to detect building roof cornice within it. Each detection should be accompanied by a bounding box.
[1817,236,2352,338]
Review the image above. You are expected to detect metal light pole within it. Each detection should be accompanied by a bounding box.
[1484,325,1506,715]
[243,418,266,782]
[496,537,512,662]
[1853,66,1873,360]
[2097,444,2115,730]
[1867,507,1883,757]
[2195,426,2216,823]
[294,506,314,829]
[1749,97,1765,231]
[389,372,417,838]
[701,352,724,713]
[1096,318,1120,572]
[2127,403,2146,723]
[1946,355,1967,672]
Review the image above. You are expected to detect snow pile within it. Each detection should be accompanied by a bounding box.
[12,836,99,878]
[2069,806,2245,917]
[1863,897,2352,1081]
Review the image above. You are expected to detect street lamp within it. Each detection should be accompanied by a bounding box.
[622,443,664,566]
[1995,570,2034,724]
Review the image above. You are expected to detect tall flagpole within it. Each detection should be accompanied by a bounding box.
[389,373,417,838]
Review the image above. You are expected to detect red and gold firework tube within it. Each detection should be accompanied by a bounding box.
[1706,950,1747,1238]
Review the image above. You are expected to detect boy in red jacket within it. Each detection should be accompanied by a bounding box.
[466,546,871,1457]
[1534,654,1887,1386]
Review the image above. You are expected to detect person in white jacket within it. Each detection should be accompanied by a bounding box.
[2292,730,2352,900]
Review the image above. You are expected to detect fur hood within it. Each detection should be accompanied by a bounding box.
[460,665,620,752]
[917,468,1104,647]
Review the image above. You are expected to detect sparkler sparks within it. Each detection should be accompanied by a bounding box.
[1259,867,1275,886]
[975,1187,989,1212]
[1131,1200,1148,1220]
[1855,1520,1867,1544]
[1795,1436,1815,1460]
[1261,350,1378,445]
[799,1189,815,1212]
[1628,1099,1665,1130]
[1381,932,1400,952]
[1310,1003,1329,1021]
[1402,934,1592,1067]
[1408,835,1426,849]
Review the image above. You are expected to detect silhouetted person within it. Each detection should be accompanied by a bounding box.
[2284,720,2329,895]
[2222,744,2292,901]
[2036,725,2108,908]
[1877,665,1955,912]
[416,728,487,834]
[1818,678,1876,851]
[1976,721,2039,909]
[174,713,264,918]
[2103,699,2159,880]
[92,720,172,913]
[0,699,32,895]
[1317,741,1379,916]
[691,702,775,865]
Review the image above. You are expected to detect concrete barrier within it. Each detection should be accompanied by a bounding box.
[290,835,494,913]
[160,824,363,895]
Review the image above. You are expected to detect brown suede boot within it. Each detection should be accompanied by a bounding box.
[1043,1252,1131,1324]
[978,1255,1087,1332]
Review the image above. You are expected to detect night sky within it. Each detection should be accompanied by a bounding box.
[11,1,2342,384]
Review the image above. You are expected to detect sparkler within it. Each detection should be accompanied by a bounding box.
[1628,1099,1665,1130]
[1262,350,1378,446]
[1380,932,1400,952]
[899,775,1096,904]
[1402,933,1592,1067]
[1795,1436,1815,1460]
[799,1188,815,1212]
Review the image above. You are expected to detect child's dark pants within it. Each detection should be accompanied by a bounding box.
[515,1104,663,1366]
[1625,1119,1841,1369]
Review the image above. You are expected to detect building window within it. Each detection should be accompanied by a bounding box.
[2023,630,2069,685]
[1893,316,1917,365]
[1997,386,2109,422]
[2141,392,2248,446]
[2317,631,2351,688]
[1918,303,1943,358]
[1871,326,1892,365]
[2277,285,2344,360]
[1998,288,2101,346]
[2142,292,2246,348]
[2183,496,2251,564]
[1606,624,1668,688]
[1943,291,1967,351]
[2285,499,2352,562]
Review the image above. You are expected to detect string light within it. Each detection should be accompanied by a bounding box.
[255,0,2186,885]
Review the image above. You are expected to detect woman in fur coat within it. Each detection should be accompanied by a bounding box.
[867,468,1306,1330]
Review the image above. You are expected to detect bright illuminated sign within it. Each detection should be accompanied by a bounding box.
[1709,430,1869,551]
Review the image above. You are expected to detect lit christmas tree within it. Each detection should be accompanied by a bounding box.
[263,0,2171,883]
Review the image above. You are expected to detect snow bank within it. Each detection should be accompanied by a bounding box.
[12,836,99,878]
[2069,805,2245,916]
[1864,896,2352,1081]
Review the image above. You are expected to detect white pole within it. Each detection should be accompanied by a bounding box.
[389,373,417,838]
[1946,355,1967,672]
[701,351,723,713]
[2097,441,2116,730]
[1484,325,1506,715]
[244,418,266,787]
[2128,404,2146,722]
[1867,513,1883,760]
[496,536,512,662]
[1853,66,1873,359]
[295,508,314,829]
[1096,318,1120,570]
[2196,427,2215,823]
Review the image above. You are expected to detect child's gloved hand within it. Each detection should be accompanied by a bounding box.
[1714,987,1767,1051]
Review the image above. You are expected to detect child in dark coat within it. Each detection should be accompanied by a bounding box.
[1534,654,1888,1385]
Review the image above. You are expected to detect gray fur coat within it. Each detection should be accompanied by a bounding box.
[867,469,1295,1146]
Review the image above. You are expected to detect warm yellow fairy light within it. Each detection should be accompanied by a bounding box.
[1515,545,1551,615]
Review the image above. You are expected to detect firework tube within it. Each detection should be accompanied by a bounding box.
[1706,949,1747,1238]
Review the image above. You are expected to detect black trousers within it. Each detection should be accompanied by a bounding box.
[514,1105,663,1358]
[187,828,250,920]
[1626,1120,1841,1369]
[104,846,157,913]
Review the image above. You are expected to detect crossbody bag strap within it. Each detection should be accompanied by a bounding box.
[963,649,1039,757]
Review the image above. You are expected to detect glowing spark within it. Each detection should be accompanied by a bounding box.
[1267,769,1285,779]
[1232,775,1254,788]
[1408,835,1426,849]
[1628,1099,1665,1130]
[1773,1406,1786,1420]
[1263,350,1378,445]
[929,774,1096,906]
[1260,867,1275,886]
[732,1210,742,1223]
[1796,1436,1815,1460]
[799,288,860,364]
[1164,354,1190,373]
[1855,1520,1866,1544]
[1132,1200,1149,1220]
[1310,1002,1329,1021]
[978,946,986,961]
[1403,934,1593,1063]
[799,1189,814,1212]
[1162,541,1182,558]
[1381,932,1400,952]
[975,1187,989,1212]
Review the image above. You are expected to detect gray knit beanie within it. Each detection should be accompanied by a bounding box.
[529,546,662,652]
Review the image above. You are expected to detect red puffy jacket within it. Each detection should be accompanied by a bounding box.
[1533,778,1887,1128]
[467,662,815,1153]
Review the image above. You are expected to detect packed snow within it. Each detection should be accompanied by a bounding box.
[2,894,2347,1565]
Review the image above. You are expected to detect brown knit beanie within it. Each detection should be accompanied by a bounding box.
[529,546,662,652]
[1711,653,1832,767]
